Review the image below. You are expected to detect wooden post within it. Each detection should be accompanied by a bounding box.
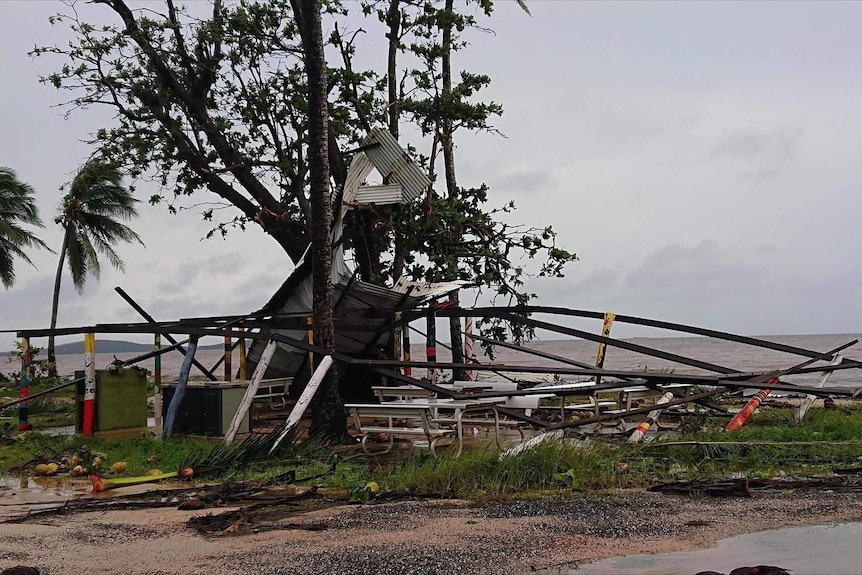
[239,327,247,382]
[464,316,474,381]
[224,340,278,444]
[593,312,615,383]
[306,316,314,378]
[224,326,232,381]
[18,338,31,431]
[628,391,674,443]
[726,382,775,431]
[164,336,199,438]
[269,355,333,454]
[796,354,842,423]
[402,324,412,377]
[426,309,437,384]
[393,311,403,376]
[153,333,162,438]
[83,333,96,436]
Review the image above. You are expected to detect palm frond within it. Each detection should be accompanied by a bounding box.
[0,167,48,288]
[515,0,531,16]
[56,158,142,292]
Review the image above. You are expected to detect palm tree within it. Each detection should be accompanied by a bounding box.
[48,159,144,369]
[0,167,49,288]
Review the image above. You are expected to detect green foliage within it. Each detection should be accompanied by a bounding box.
[0,167,49,288]
[32,0,575,330]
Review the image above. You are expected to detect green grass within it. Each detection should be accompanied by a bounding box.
[0,433,214,475]
[3,406,862,499]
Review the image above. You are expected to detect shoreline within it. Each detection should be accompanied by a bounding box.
[2,489,862,574]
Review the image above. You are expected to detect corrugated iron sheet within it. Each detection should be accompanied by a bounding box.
[392,278,468,299]
[354,183,402,205]
[361,128,431,203]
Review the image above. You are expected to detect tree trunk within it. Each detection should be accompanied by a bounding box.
[387,0,406,282]
[47,225,71,377]
[295,0,347,439]
[440,0,466,380]
[387,0,401,141]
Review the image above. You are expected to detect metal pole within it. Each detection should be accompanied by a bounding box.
[113,287,218,381]
[163,336,199,438]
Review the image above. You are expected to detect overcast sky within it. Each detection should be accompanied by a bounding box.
[2,0,862,350]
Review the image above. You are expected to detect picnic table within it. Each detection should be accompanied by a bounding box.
[347,397,510,456]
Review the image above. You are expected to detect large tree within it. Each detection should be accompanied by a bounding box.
[34,0,576,431]
[47,159,143,370]
[0,168,49,289]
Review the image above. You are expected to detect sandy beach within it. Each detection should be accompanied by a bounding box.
[3,488,862,574]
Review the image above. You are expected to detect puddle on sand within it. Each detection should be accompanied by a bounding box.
[0,474,91,521]
[570,522,862,575]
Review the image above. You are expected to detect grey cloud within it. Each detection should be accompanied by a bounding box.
[711,126,805,181]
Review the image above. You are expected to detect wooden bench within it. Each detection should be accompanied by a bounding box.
[253,378,293,410]
[346,403,456,456]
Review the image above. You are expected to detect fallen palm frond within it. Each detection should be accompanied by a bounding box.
[180,426,300,478]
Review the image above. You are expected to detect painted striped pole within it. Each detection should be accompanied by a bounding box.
[725,382,776,432]
[82,333,96,436]
[628,391,674,443]
[18,338,32,431]
[153,333,162,437]
[464,316,474,381]
[402,324,412,377]
[426,310,437,384]
[594,313,615,374]
[393,311,403,375]
[224,326,232,381]
[307,316,314,378]
[239,327,247,382]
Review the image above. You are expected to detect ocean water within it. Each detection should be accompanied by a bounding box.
[4,332,861,386]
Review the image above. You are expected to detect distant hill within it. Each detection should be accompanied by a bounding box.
[49,339,224,355]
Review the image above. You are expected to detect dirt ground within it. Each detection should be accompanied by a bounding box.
[3,488,862,575]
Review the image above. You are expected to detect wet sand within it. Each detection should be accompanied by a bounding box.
[3,489,862,574]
